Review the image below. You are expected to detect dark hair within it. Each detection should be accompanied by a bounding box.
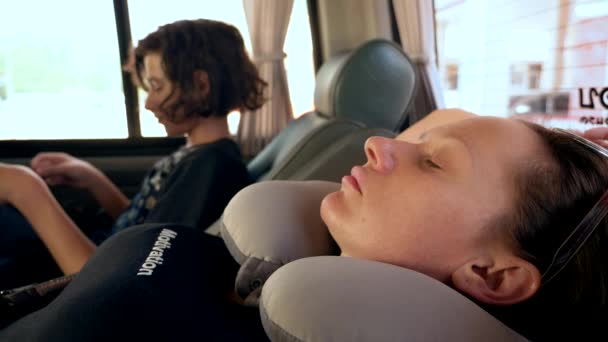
[135,19,266,119]
[487,122,608,340]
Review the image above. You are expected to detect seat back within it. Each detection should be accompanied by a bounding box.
[204,126,396,238]
[247,39,416,181]
[268,126,395,181]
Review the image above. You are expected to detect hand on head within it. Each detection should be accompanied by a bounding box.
[30,152,98,189]
[582,127,608,149]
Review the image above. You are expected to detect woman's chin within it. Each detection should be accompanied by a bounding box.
[320,191,347,232]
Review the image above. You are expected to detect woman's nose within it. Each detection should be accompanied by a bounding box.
[364,136,396,172]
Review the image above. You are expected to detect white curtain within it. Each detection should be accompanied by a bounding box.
[392,0,445,123]
[238,0,294,157]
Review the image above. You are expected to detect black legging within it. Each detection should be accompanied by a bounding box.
[0,223,267,341]
[0,205,62,289]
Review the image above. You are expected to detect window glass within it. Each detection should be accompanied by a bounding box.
[435,0,608,130]
[0,0,126,140]
[128,0,315,137]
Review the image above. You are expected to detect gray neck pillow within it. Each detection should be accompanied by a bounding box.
[219,180,528,341]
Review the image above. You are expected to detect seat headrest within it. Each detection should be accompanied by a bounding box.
[219,180,530,342]
[314,39,417,131]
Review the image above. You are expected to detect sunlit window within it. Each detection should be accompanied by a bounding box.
[444,64,459,90]
[0,0,126,140]
[435,0,608,131]
[128,0,315,137]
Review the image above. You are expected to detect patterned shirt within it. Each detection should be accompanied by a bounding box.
[88,138,251,245]
[110,145,197,235]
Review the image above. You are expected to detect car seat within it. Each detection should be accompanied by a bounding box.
[247,38,417,181]
[219,180,530,341]
[205,38,415,236]
[0,38,417,336]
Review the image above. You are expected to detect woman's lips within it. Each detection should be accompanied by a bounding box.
[342,166,364,194]
[342,175,361,194]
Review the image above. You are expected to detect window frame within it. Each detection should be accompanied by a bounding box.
[0,137,185,159]
[114,0,141,139]
[0,0,182,157]
[0,0,321,152]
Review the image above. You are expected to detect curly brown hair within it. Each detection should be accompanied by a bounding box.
[135,19,266,119]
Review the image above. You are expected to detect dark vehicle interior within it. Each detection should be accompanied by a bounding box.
[0,0,607,340]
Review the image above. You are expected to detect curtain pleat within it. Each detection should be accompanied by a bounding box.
[392,0,445,126]
[238,0,295,158]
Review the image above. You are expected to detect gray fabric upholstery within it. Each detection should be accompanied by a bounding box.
[247,114,330,181]
[220,180,530,341]
[246,39,416,181]
[269,126,396,181]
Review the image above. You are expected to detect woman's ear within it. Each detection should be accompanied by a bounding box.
[194,70,210,99]
[451,255,541,306]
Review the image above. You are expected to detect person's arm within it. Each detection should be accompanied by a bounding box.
[31,152,129,219]
[0,164,96,275]
[84,167,130,219]
[397,108,477,143]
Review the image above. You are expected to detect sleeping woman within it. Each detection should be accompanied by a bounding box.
[1,109,606,341]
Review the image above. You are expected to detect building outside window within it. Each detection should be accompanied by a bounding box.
[435,0,608,130]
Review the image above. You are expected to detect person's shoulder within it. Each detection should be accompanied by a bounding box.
[177,138,246,172]
[188,138,241,160]
[172,139,251,185]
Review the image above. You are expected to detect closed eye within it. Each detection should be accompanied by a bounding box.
[425,158,442,169]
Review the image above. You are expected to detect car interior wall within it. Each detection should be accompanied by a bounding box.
[316,0,393,61]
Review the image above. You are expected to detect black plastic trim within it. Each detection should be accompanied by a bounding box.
[307,0,323,73]
[114,0,141,138]
[388,0,402,46]
[0,137,185,159]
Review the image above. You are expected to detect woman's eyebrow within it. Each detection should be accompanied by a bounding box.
[418,126,449,142]
[429,130,475,173]
[448,133,475,172]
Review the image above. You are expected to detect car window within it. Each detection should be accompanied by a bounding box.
[0,0,315,140]
[0,0,126,140]
[435,0,608,130]
[129,0,315,137]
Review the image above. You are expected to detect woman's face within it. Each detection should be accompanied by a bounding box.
[143,53,198,136]
[321,116,547,281]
